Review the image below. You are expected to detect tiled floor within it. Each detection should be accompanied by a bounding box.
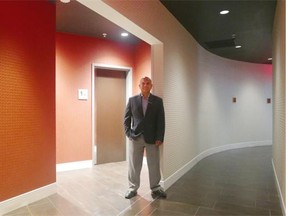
[4,146,283,216]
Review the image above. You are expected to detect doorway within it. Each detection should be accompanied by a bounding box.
[92,64,132,165]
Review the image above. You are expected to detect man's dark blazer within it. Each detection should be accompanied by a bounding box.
[124,94,165,144]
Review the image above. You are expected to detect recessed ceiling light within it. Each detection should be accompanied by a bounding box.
[220,10,229,15]
[60,0,70,3]
[121,32,129,37]
[235,45,242,49]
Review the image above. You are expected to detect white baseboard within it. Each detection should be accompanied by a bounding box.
[161,140,272,190]
[56,160,93,172]
[272,160,286,216]
[0,183,57,215]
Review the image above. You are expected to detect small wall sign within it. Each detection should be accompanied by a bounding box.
[267,98,271,104]
[78,89,88,100]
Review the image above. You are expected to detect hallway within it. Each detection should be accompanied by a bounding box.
[4,146,282,216]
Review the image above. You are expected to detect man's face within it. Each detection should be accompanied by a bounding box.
[139,78,152,95]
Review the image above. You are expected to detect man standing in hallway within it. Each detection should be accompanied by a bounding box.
[124,77,166,199]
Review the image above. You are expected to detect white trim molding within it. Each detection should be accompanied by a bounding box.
[0,183,56,215]
[56,160,93,172]
[272,160,286,216]
[161,140,272,190]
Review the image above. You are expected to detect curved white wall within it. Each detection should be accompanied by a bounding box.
[82,0,273,188]
[163,42,272,183]
[195,51,272,152]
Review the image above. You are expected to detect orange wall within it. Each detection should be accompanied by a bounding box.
[133,41,152,94]
[0,2,56,201]
[56,33,151,163]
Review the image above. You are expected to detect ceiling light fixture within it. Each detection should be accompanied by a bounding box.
[60,0,70,3]
[121,32,129,37]
[268,57,272,61]
[220,10,229,15]
[235,45,242,49]
[102,33,107,38]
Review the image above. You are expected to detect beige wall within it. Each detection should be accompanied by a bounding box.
[272,0,286,209]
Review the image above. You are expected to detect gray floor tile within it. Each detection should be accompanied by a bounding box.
[4,146,283,216]
[28,201,63,216]
[3,207,31,216]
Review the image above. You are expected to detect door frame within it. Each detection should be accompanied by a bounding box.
[91,63,132,165]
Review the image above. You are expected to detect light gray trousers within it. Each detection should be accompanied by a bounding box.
[128,135,161,192]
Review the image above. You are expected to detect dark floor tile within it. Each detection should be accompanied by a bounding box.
[167,184,221,200]
[222,187,270,201]
[217,181,269,192]
[214,201,270,215]
[217,194,255,207]
[48,194,92,216]
[168,192,215,208]
[151,199,198,215]
[256,200,283,211]
[135,205,156,216]
[150,208,193,216]
[182,182,223,194]
[269,194,281,202]
[196,207,240,215]
[120,197,153,216]
[271,209,284,216]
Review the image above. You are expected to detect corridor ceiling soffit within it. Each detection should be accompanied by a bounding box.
[56,0,277,64]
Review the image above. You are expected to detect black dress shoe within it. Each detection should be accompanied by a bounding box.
[125,190,137,199]
[151,189,167,199]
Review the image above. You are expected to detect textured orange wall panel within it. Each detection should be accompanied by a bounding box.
[0,2,56,201]
[56,33,135,163]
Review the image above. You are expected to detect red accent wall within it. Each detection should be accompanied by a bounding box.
[0,2,56,201]
[56,33,151,163]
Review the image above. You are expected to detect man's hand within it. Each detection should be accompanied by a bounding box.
[155,140,163,147]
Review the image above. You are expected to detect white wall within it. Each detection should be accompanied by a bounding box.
[195,53,272,152]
